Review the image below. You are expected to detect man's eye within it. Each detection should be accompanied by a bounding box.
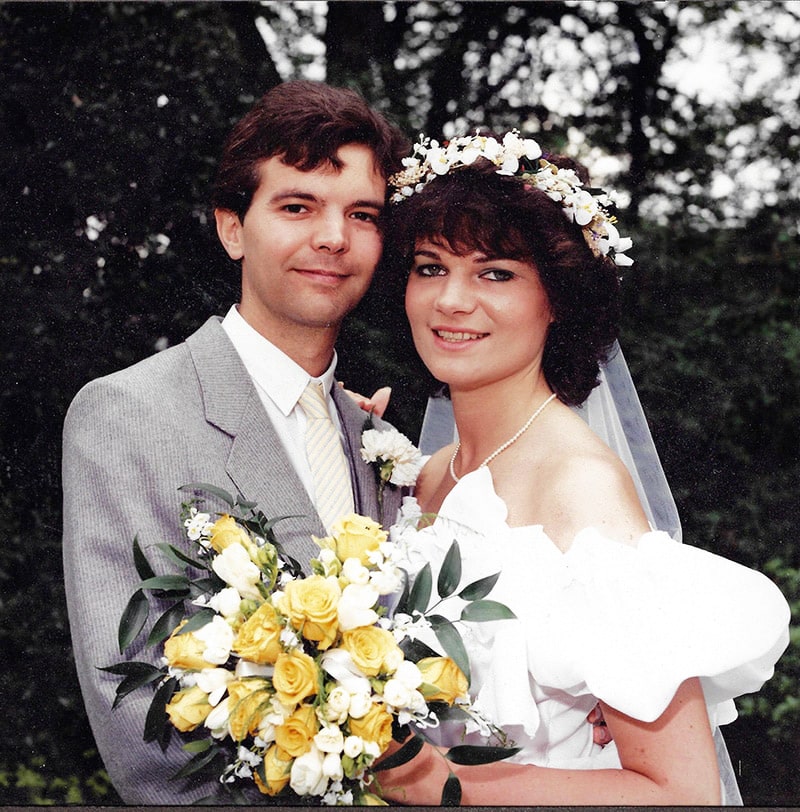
[482,269,515,281]
[352,211,380,223]
[283,203,308,213]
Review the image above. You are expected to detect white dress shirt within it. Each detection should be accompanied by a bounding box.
[221,304,352,504]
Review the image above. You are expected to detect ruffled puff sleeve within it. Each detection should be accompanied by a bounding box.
[521,526,791,725]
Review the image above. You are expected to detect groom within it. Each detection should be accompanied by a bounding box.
[62,80,409,805]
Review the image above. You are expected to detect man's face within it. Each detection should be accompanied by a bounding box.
[216,144,385,354]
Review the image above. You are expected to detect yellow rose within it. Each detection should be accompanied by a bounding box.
[209,514,252,554]
[357,791,389,806]
[232,602,283,665]
[417,657,468,705]
[341,627,400,677]
[281,575,341,650]
[347,702,393,752]
[254,744,293,796]
[227,678,272,741]
[273,650,319,706]
[163,621,208,670]
[274,703,319,758]
[165,685,212,732]
[331,514,387,566]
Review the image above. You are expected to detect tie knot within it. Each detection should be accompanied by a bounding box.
[299,381,330,420]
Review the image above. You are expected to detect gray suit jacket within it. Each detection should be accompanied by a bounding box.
[62,316,403,804]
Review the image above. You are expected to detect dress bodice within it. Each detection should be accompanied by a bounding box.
[390,467,790,777]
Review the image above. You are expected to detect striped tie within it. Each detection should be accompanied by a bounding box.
[298,381,355,533]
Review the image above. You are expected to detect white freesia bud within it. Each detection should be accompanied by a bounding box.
[195,667,234,705]
[369,565,403,596]
[383,646,404,674]
[348,691,373,720]
[290,745,328,796]
[337,583,379,631]
[322,751,344,781]
[194,615,235,665]
[204,697,230,738]
[341,557,370,586]
[314,725,345,754]
[208,586,242,619]
[212,543,262,601]
[343,735,364,759]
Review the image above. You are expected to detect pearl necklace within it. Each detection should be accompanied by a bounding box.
[449,392,558,483]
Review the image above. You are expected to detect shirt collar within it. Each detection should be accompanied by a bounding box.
[221,305,338,416]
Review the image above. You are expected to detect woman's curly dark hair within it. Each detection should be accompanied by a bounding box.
[383,152,622,406]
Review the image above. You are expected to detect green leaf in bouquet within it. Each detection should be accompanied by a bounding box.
[101,663,166,709]
[147,601,187,647]
[441,772,462,806]
[171,743,224,780]
[144,676,179,749]
[460,599,517,622]
[119,588,149,653]
[179,482,237,507]
[445,744,522,765]
[155,542,208,572]
[399,636,440,663]
[428,614,471,685]
[407,562,432,614]
[176,607,216,635]
[372,734,424,772]
[138,574,191,594]
[183,738,214,754]
[437,540,462,599]
[133,535,157,581]
[458,571,500,601]
[97,660,162,677]
[393,570,411,616]
[190,575,224,598]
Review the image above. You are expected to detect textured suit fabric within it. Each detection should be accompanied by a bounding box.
[62,316,403,804]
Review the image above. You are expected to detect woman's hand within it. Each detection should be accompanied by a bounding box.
[339,383,391,418]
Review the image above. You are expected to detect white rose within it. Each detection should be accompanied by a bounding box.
[341,558,370,586]
[290,745,329,796]
[324,686,351,723]
[348,691,373,720]
[212,543,262,601]
[383,678,412,709]
[314,724,345,754]
[194,615,235,665]
[343,735,364,759]
[337,583,379,631]
[393,660,423,690]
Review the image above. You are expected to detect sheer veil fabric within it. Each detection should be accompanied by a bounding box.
[416,341,743,804]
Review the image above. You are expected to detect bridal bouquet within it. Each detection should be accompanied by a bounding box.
[102,484,517,805]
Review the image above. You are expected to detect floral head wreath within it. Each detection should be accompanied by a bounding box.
[388,130,633,267]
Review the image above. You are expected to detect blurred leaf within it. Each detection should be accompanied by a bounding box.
[460,599,517,622]
[446,745,522,765]
[441,773,461,806]
[437,540,461,599]
[428,614,470,685]
[118,589,148,653]
[372,734,424,772]
[458,571,500,601]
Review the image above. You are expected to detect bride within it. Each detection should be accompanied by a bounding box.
[373,131,789,804]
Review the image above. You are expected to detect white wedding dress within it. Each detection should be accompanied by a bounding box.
[391,466,790,804]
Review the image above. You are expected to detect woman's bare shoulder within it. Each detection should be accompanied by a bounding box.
[413,444,455,507]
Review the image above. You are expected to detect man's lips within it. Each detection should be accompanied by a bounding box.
[294,267,350,282]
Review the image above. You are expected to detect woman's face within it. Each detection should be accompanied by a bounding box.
[405,239,553,393]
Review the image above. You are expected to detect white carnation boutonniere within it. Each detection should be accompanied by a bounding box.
[360,421,424,508]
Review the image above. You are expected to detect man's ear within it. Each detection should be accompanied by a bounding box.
[214,208,244,260]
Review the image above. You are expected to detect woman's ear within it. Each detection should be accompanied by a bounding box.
[214,208,244,260]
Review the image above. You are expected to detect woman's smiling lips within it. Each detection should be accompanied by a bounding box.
[433,328,489,343]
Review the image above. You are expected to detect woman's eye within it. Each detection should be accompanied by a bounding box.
[482,268,515,281]
[413,263,446,277]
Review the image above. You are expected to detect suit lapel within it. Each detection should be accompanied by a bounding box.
[186,317,322,565]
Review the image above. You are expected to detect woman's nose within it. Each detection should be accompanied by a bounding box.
[435,275,476,314]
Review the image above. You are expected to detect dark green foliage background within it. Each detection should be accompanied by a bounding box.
[0,1,797,804]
